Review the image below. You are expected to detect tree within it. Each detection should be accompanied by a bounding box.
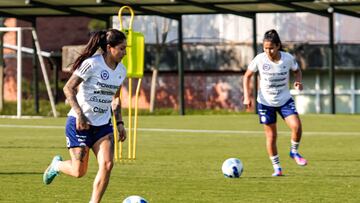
[149,17,172,112]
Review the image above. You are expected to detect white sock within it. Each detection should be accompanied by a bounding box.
[53,160,61,172]
[291,140,300,154]
[270,155,281,170]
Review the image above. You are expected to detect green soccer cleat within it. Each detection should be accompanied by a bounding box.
[43,155,62,185]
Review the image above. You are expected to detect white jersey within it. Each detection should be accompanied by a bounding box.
[68,54,127,126]
[247,51,299,107]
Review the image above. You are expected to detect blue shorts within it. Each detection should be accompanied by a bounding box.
[257,98,298,124]
[65,116,113,148]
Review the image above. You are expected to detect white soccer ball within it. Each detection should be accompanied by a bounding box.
[222,158,243,178]
[122,195,148,203]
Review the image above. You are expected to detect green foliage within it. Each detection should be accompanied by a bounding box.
[0,115,359,202]
[88,19,107,32]
[0,100,71,117]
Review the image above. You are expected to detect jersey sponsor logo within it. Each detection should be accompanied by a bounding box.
[96,82,118,90]
[101,70,109,80]
[258,109,267,115]
[90,96,98,102]
[89,96,112,103]
[94,90,114,95]
[78,138,85,142]
[263,64,271,71]
[93,106,109,114]
[267,91,280,95]
[267,77,286,82]
[267,83,286,88]
[263,71,287,76]
[66,137,70,148]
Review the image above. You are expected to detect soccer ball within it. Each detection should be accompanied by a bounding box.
[222,158,243,178]
[122,195,148,203]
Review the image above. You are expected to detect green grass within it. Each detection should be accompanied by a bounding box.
[0,114,359,202]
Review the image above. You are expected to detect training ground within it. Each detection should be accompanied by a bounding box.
[0,114,359,202]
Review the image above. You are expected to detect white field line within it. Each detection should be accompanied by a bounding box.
[0,124,359,136]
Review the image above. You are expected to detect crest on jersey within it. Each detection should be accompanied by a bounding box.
[263,64,271,71]
[101,70,109,80]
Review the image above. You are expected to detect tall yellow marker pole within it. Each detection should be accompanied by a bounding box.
[128,78,132,159]
[114,5,144,161]
[133,78,142,159]
[113,114,119,161]
[115,89,123,161]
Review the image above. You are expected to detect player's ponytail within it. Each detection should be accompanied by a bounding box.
[71,29,126,72]
[263,29,284,51]
[71,30,107,72]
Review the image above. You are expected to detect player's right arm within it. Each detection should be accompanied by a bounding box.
[63,74,89,130]
[243,69,254,109]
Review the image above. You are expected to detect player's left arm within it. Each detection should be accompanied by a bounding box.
[112,86,126,142]
[293,68,303,91]
[291,55,303,91]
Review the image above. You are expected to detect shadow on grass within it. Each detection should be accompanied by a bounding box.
[236,176,280,179]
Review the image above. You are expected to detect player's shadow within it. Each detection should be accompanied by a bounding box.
[240,176,281,179]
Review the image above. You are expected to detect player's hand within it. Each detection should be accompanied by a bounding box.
[294,81,303,91]
[76,114,90,130]
[243,98,252,110]
[117,122,127,142]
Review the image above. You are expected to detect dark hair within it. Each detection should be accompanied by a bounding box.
[71,29,126,72]
[263,29,283,51]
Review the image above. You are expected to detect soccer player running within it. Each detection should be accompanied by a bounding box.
[43,29,127,203]
[243,29,307,177]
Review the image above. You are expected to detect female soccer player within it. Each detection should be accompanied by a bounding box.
[43,29,127,203]
[243,29,307,177]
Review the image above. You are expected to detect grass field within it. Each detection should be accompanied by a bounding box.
[0,114,359,202]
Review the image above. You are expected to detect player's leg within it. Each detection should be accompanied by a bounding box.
[59,146,90,177]
[284,114,307,166]
[258,103,282,176]
[43,116,91,184]
[89,134,114,203]
[280,98,307,166]
[60,115,91,177]
[43,146,90,185]
[264,123,282,176]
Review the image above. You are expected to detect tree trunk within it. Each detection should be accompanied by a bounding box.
[0,18,4,111]
[149,67,158,112]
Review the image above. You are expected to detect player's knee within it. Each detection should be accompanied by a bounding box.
[100,160,114,172]
[72,168,87,178]
[291,124,302,134]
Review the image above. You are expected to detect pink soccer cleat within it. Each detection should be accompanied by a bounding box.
[290,152,307,166]
[272,168,283,177]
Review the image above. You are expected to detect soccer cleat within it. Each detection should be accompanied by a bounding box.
[272,168,283,177]
[290,152,307,166]
[43,155,62,185]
